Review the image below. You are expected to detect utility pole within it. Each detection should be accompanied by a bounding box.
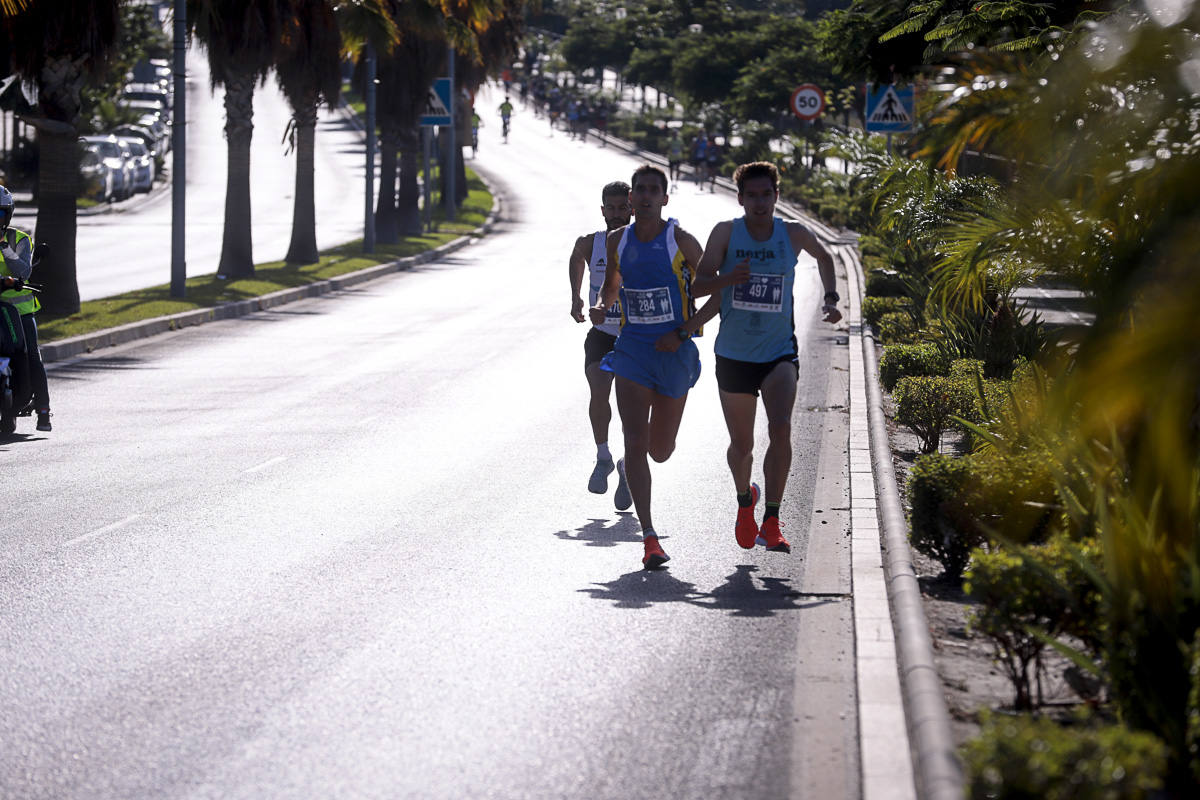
[445,45,456,222]
[170,0,186,298]
[364,45,377,253]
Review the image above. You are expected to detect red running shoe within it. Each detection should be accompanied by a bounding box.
[759,517,791,553]
[735,483,761,549]
[642,536,670,569]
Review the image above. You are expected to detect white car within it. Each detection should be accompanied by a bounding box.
[116,136,155,193]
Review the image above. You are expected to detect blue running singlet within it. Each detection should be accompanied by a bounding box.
[715,217,798,363]
[613,218,698,340]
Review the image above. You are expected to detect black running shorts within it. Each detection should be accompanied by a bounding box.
[715,353,799,396]
[584,327,618,368]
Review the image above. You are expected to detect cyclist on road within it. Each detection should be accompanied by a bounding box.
[470,110,482,157]
[590,165,717,569]
[498,96,514,141]
[689,161,842,554]
[0,185,52,434]
[569,181,633,510]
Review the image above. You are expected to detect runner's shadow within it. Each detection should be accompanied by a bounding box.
[553,514,641,548]
[578,568,701,609]
[691,564,826,618]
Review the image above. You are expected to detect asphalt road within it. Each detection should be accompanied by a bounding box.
[2,89,857,798]
[71,45,369,302]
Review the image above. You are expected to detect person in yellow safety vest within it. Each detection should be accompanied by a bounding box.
[0,185,51,434]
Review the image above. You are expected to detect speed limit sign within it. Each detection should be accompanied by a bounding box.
[790,84,825,121]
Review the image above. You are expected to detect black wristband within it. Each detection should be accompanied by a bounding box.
[823,290,840,303]
[675,327,691,341]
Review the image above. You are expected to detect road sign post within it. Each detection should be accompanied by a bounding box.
[789,84,825,121]
[865,84,914,134]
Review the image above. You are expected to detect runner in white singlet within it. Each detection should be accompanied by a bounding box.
[569,181,633,509]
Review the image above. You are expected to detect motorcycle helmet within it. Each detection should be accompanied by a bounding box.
[0,185,13,230]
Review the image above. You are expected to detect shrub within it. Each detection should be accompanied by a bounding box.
[965,537,1104,709]
[964,711,1168,799]
[879,342,951,391]
[908,453,979,579]
[893,375,974,453]
[908,448,1060,579]
[876,310,920,344]
[864,268,907,298]
[862,296,908,328]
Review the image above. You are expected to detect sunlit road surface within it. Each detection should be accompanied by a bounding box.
[2,86,860,798]
[74,45,369,301]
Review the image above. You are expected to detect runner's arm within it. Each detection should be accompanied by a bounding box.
[790,222,842,324]
[568,234,591,322]
[589,229,623,325]
[690,221,748,296]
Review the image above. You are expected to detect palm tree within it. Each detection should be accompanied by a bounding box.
[274,0,398,264]
[274,1,344,265]
[188,0,287,279]
[1,1,121,315]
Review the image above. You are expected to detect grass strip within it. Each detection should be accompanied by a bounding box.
[39,169,491,343]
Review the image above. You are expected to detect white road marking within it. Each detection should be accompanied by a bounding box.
[64,514,142,547]
[243,455,287,474]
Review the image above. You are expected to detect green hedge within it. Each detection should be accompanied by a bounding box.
[879,343,951,391]
[964,711,1167,799]
[908,448,1059,579]
[965,537,1104,709]
[876,310,920,344]
[864,268,907,298]
[862,296,910,328]
[893,375,975,453]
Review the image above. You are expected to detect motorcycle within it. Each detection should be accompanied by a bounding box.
[1,243,46,435]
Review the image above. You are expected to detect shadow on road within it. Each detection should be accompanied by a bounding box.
[49,355,152,381]
[553,514,641,548]
[580,564,839,618]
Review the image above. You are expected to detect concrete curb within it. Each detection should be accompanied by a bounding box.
[41,183,504,363]
[847,252,966,800]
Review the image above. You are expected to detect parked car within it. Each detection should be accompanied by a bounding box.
[121,83,171,115]
[118,98,170,122]
[112,124,163,167]
[79,147,115,202]
[116,136,154,193]
[130,58,171,90]
[79,135,133,201]
[137,114,171,153]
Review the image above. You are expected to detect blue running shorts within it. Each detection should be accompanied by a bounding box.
[601,335,701,398]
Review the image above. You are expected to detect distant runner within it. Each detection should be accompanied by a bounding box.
[590,165,714,569]
[498,96,514,141]
[690,161,842,554]
[569,181,634,510]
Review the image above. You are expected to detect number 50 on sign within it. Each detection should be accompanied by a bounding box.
[790,84,825,121]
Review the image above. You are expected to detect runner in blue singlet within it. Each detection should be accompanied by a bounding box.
[569,181,633,509]
[590,164,714,570]
[689,161,842,555]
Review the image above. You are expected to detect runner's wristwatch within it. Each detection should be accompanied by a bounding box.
[823,290,840,304]
[675,327,691,341]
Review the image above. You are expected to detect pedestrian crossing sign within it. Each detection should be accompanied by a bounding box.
[865,84,914,133]
[419,78,453,127]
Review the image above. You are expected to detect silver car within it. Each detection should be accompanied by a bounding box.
[116,136,154,193]
[79,135,133,201]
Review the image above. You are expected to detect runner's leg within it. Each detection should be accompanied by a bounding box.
[760,361,799,505]
[585,362,614,445]
[647,390,688,463]
[719,389,757,492]
[615,376,655,531]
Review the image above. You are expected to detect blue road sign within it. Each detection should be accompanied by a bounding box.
[865,84,914,133]
[419,78,453,127]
